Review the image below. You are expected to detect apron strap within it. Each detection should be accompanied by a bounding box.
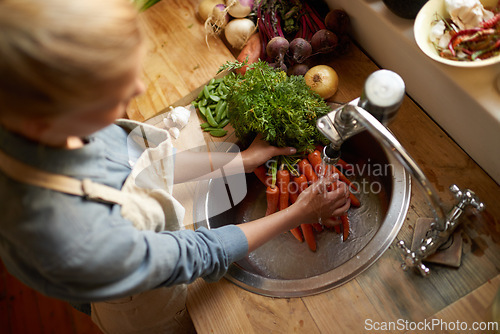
[0,148,127,205]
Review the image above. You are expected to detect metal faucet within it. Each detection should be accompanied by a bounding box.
[316,70,484,276]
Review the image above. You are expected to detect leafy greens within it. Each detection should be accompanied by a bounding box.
[219,60,331,153]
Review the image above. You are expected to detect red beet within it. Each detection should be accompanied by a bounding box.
[325,9,350,35]
[310,29,338,54]
[289,38,312,64]
[266,36,289,61]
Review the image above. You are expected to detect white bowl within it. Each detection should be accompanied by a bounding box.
[414,0,500,67]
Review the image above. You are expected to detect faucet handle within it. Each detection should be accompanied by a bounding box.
[358,69,405,125]
[397,240,430,276]
[449,184,485,211]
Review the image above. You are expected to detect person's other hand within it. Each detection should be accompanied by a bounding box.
[241,134,296,173]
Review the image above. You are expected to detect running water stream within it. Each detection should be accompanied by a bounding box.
[316,159,338,226]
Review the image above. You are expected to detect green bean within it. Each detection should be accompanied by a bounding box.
[199,98,207,107]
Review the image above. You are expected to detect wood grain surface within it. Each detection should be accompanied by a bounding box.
[127,0,235,122]
[126,2,499,333]
[2,1,498,333]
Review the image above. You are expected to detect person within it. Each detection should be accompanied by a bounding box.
[0,0,351,333]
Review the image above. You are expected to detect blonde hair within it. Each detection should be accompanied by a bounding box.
[0,0,142,118]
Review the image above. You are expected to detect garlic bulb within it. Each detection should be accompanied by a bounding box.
[163,106,191,139]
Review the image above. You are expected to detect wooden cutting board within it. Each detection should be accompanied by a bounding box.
[126,0,235,122]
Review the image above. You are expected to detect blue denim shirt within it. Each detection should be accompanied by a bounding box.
[0,123,248,304]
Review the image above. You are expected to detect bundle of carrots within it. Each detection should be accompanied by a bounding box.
[254,145,361,252]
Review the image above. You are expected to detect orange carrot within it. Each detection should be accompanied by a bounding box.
[301,223,317,252]
[290,227,304,242]
[292,173,317,251]
[340,214,350,241]
[349,192,361,207]
[294,174,309,193]
[338,158,354,172]
[265,186,279,216]
[333,223,341,234]
[332,217,342,234]
[307,150,325,176]
[315,144,324,152]
[288,181,303,242]
[338,169,358,192]
[277,169,290,211]
[297,158,318,184]
[289,190,299,204]
[235,33,262,75]
[254,164,270,187]
[312,223,323,232]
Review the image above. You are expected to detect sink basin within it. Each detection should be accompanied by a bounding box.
[193,131,411,297]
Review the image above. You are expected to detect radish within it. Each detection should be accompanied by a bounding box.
[226,0,254,19]
[224,18,256,49]
[204,3,230,38]
[211,4,230,28]
[198,0,224,22]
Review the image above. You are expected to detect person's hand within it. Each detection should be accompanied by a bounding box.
[292,174,351,226]
[241,134,296,173]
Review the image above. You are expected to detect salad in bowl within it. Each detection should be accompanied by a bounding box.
[415,0,500,66]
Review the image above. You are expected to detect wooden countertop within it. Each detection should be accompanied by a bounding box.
[128,1,500,333]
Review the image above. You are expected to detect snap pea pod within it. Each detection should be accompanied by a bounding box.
[198,105,207,118]
[200,122,211,129]
[218,118,230,128]
[214,100,226,123]
[194,77,232,137]
[209,129,228,137]
[202,127,220,132]
[205,107,219,128]
[202,119,229,132]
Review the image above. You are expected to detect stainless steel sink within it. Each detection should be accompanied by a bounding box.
[193,131,411,297]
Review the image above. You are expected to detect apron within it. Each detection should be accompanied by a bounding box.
[0,120,196,334]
